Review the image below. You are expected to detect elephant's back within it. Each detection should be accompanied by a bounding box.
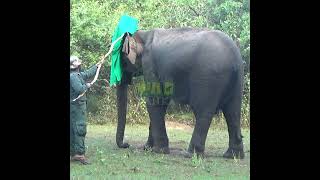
[152,28,242,77]
[198,30,243,71]
[150,28,243,105]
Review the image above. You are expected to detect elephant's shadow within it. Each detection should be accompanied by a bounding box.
[128,143,224,158]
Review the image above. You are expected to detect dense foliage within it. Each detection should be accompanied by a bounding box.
[71,0,250,127]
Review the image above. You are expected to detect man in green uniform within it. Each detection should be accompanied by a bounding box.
[70,56,101,165]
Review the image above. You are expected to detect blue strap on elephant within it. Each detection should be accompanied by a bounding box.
[110,15,139,86]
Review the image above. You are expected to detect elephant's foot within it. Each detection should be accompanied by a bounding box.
[182,150,193,158]
[143,143,169,154]
[223,148,244,159]
[185,142,205,158]
[182,150,204,158]
[143,143,153,151]
[152,146,170,154]
[118,142,130,148]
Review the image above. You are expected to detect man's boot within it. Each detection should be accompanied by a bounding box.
[71,154,91,165]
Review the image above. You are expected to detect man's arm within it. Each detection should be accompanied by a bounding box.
[80,65,98,81]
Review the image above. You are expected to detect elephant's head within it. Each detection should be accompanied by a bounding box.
[116,30,150,148]
[120,32,144,74]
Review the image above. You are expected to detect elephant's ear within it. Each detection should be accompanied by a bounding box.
[134,32,144,55]
[122,35,129,55]
[122,33,143,65]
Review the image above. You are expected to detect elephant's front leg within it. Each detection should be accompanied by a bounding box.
[143,122,153,150]
[146,103,170,154]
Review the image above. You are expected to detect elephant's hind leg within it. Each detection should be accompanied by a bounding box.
[187,109,215,158]
[222,97,244,159]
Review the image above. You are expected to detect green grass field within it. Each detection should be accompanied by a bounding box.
[70,122,250,179]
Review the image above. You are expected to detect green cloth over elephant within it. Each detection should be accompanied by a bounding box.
[110,15,139,86]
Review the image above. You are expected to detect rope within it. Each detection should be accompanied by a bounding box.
[72,33,125,102]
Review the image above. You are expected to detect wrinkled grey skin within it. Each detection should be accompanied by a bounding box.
[116,28,244,159]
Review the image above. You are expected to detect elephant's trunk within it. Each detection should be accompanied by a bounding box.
[116,83,130,148]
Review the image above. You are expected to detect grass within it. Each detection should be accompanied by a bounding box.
[70,122,250,179]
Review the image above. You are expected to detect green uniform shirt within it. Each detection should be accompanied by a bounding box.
[70,64,98,155]
[70,65,98,102]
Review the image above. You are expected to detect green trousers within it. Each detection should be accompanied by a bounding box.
[70,101,87,156]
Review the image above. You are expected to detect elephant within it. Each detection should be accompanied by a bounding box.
[115,27,245,159]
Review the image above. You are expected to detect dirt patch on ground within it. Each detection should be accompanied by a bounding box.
[165,121,193,131]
